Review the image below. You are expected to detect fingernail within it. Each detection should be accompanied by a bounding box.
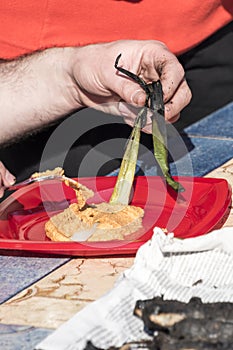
[6,172,16,186]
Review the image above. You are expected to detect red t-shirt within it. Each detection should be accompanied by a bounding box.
[0,0,232,59]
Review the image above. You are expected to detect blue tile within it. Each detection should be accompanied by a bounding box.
[138,134,233,177]
[0,324,52,350]
[108,103,233,178]
[169,136,233,177]
[0,256,69,304]
[184,102,233,138]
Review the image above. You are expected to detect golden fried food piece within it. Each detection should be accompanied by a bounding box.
[38,167,144,242]
[31,167,94,209]
[45,202,144,242]
[31,167,65,178]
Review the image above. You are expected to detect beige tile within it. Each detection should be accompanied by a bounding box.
[206,159,233,228]
[206,158,233,180]
[0,296,87,329]
[0,257,134,328]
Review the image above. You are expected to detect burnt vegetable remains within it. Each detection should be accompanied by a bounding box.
[134,296,233,346]
[84,297,233,350]
[111,54,184,201]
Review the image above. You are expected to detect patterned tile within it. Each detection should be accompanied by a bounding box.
[136,102,233,177]
[0,324,52,350]
[169,136,233,177]
[185,102,233,138]
[0,256,69,304]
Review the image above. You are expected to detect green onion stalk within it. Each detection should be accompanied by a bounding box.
[109,108,145,204]
[110,55,184,205]
[150,81,185,192]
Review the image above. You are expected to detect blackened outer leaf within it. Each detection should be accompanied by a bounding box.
[150,81,184,193]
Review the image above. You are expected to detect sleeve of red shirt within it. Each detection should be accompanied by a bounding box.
[0,0,232,59]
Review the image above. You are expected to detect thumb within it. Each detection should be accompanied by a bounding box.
[113,75,147,107]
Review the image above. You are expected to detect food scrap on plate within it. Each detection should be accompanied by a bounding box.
[32,167,144,242]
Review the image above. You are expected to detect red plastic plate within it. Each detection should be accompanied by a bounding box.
[0,176,231,256]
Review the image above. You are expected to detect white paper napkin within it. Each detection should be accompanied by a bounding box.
[35,227,233,350]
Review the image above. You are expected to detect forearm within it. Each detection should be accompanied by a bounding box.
[0,40,192,144]
[0,47,81,144]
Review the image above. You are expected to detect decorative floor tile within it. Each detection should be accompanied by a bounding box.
[139,102,233,177]
[169,137,233,176]
[0,324,52,350]
[0,256,69,304]
[137,135,233,177]
[0,257,134,329]
[185,102,233,138]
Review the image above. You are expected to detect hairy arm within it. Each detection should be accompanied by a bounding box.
[0,40,191,145]
[0,47,81,144]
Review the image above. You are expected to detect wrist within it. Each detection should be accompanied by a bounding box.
[67,43,112,108]
[40,47,85,113]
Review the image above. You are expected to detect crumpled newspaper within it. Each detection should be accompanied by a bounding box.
[35,227,233,350]
[160,226,233,254]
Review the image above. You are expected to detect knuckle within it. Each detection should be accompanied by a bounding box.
[181,80,192,105]
[185,86,192,105]
[177,62,185,78]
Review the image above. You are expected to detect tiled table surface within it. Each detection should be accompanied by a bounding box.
[0,102,233,350]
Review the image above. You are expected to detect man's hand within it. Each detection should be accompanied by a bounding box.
[0,40,191,144]
[70,40,192,132]
[0,162,15,198]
